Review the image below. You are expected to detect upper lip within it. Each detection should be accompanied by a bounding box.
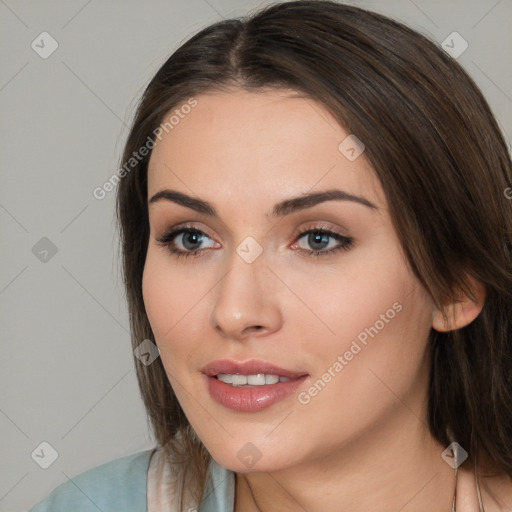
[201,359,309,379]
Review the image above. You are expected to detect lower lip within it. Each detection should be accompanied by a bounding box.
[205,374,309,412]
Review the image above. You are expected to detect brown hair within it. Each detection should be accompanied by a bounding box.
[115,0,512,506]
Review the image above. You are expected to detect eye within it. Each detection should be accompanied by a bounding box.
[291,226,354,258]
[155,224,354,259]
[155,225,218,259]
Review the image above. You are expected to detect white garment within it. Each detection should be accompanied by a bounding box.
[147,447,199,512]
[147,446,236,512]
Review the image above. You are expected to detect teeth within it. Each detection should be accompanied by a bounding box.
[264,374,279,384]
[216,373,293,386]
[217,374,233,384]
[248,374,266,385]
[231,374,247,386]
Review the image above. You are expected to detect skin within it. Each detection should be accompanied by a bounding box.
[142,88,501,511]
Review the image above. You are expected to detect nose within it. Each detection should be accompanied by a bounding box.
[210,250,283,341]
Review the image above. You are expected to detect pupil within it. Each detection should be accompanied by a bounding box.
[184,232,203,250]
[309,232,329,250]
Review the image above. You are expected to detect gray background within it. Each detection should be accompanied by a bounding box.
[1,0,510,510]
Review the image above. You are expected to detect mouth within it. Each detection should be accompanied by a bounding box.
[201,359,310,411]
[214,373,295,387]
[201,359,308,381]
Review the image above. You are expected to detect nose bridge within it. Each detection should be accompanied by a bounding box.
[210,243,282,339]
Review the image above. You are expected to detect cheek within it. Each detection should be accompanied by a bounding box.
[309,266,432,403]
[287,243,434,396]
[282,244,416,352]
[142,252,203,355]
[289,268,433,453]
[142,255,171,339]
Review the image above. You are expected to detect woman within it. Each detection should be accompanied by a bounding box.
[30,1,512,511]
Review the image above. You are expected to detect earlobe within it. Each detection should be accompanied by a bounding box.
[431,276,486,332]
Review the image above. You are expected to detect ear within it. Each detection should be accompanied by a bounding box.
[432,276,486,332]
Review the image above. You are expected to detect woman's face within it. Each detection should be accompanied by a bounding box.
[143,88,437,472]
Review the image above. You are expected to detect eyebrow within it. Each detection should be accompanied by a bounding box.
[148,188,378,218]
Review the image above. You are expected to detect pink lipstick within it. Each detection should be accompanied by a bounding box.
[201,359,309,412]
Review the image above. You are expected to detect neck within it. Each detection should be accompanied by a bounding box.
[234,411,457,512]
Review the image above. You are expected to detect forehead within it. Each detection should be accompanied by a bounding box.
[147,88,385,211]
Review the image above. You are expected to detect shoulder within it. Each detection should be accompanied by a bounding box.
[28,448,156,512]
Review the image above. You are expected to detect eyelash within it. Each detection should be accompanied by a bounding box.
[155,224,354,259]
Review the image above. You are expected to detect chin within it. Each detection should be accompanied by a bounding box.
[214,451,298,474]
[200,433,304,474]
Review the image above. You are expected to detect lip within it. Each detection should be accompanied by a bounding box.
[201,359,310,412]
